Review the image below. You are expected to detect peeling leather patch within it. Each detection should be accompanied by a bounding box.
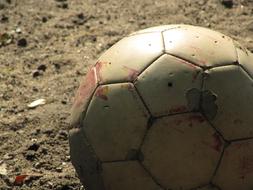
[186,88,201,111]
[201,90,218,120]
[186,88,218,120]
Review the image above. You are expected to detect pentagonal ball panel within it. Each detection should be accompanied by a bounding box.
[203,65,253,140]
[102,161,161,190]
[213,139,253,190]
[141,113,223,190]
[135,54,203,117]
[163,25,237,67]
[83,83,149,161]
[95,32,164,84]
[70,67,98,126]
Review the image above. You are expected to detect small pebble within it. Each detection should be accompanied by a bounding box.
[57,3,68,9]
[28,143,40,151]
[57,130,68,140]
[221,0,233,8]
[27,99,46,108]
[17,38,27,47]
[16,28,22,33]
[32,87,39,92]
[37,64,47,72]
[77,13,85,19]
[61,100,67,104]
[25,151,36,161]
[32,70,42,78]
[42,16,48,23]
[72,13,88,25]
[1,14,8,22]
[56,167,62,172]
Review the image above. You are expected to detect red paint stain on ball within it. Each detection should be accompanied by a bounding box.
[73,67,97,108]
[187,114,205,127]
[123,66,139,81]
[188,114,205,123]
[234,141,250,150]
[127,83,135,91]
[239,156,253,179]
[95,61,109,82]
[211,133,222,152]
[169,105,187,114]
[95,86,109,100]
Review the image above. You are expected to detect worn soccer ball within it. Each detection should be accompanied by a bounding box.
[69,25,253,190]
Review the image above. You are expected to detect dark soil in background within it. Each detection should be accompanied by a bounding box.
[0,0,252,189]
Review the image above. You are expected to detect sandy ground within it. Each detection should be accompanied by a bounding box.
[0,0,253,189]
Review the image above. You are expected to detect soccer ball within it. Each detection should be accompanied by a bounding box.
[69,25,253,190]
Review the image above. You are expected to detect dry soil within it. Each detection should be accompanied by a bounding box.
[0,0,253,189]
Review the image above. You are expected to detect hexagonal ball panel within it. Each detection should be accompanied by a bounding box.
[163,25,237,68]
[83,83,149,162]
[135,54,203,117]
[235,41,253,78]
[69,128,105,190]
[141,113,223,190]
[213,139,253,190]
[95,32,164,84]
[102,161,161,190]
[70,67,98,126]
[203,65,253,140]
